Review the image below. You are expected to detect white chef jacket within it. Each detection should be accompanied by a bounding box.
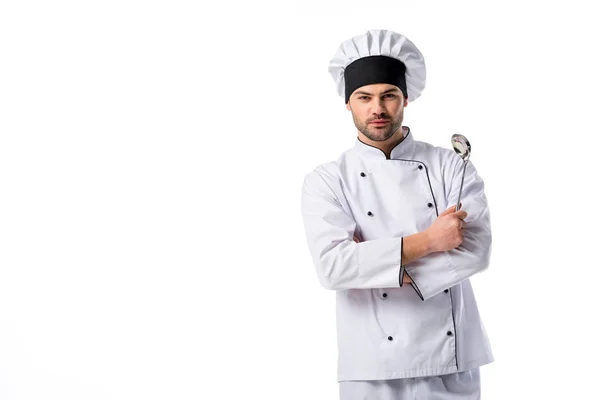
[300,126,494,382]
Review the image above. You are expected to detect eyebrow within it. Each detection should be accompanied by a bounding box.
[353,88,400,96]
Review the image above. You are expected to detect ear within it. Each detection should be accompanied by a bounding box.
[346,102,351,111]
[403,97,408,107]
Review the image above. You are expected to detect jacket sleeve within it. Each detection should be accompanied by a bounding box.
[404,155,492,301]
[300,169,404,290]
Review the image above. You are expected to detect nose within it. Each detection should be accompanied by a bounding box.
[371,98,385,115]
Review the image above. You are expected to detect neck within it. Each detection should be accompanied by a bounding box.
[358,127,406,159]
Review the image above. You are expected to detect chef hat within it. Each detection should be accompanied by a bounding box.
[328,29,426,103]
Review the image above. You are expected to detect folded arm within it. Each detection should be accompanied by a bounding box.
[301,170,409,290]
[403,156,492,301]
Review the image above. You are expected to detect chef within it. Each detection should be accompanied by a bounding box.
[300,29,494,399]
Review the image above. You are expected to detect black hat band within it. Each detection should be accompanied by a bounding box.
[344,55,407,103]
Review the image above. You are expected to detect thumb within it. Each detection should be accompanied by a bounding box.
[454,210,468,220]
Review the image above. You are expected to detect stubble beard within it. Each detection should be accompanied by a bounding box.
[353,110,403,142]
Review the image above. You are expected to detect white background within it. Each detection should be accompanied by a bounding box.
[1,0,599,399]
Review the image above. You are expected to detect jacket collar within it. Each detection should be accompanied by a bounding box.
[354,126,414,161]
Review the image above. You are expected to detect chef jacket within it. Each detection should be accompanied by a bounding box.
[300,126,494,382]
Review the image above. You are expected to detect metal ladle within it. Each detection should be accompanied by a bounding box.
[451,134,472,212]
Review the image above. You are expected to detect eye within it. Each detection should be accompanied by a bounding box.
[358,96,369,100]
[383,94,397,99]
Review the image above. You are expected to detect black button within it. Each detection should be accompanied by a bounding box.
[447,331,453,336]
[382,293,387,298]
[360,172,366,177]
[418,165,423,170]
[388,336,393,341]
[444,289,449,293]
[427,203,433,208]
[367,211,373,216]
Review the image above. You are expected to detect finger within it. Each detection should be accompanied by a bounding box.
[454,210,468,220]
[441,205,455,216]
[442,203,463,215]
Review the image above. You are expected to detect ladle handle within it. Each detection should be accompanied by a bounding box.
[455,159,469,211]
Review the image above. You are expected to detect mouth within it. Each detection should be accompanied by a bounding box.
[369,120,390,125]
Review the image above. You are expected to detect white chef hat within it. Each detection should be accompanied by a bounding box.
[328,29,426,103]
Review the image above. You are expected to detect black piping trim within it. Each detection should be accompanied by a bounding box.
[394,157,458,369]
[448,287,459,369]
[390,159,439,217]
[399,237,405,287]
[356,127,412,160]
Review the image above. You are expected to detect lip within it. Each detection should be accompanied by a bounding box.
[369,120,390,124]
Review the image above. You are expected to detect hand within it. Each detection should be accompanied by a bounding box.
[425,204,467,253]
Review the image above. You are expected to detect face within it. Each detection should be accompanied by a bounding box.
[346,83,408,142]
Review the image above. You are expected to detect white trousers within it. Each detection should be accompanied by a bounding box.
[339,367,480,400]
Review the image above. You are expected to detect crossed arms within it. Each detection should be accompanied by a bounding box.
[300,158,492,301]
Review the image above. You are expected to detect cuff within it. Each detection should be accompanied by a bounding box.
[406,270,424,301]
[404,251,457,301]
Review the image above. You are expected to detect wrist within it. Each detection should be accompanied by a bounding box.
[421,230,436,254]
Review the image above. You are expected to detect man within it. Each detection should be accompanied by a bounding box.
[300,30,493,399]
